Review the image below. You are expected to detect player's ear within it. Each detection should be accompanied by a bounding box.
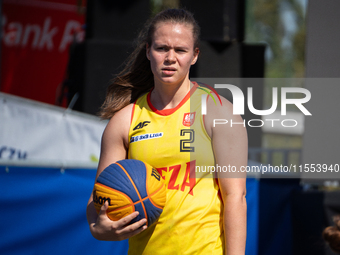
[191,47,199,65]
[146,43,151,60]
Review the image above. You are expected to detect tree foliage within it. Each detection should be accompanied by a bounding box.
[246,0,307,78]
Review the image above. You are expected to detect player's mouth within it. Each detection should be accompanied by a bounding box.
[161,67,177,75]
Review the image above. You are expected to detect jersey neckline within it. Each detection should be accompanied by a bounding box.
[147,82,198,116]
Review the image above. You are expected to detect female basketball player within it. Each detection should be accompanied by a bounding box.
[87,9,247,255]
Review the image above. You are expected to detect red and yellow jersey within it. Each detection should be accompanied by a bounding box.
[128,82,224,255]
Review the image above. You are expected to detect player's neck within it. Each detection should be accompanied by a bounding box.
[151,79,192,110]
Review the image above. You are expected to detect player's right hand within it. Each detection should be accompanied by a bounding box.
[89,201,147,241]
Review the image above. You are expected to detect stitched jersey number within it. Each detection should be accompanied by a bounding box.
[180,129,195,152]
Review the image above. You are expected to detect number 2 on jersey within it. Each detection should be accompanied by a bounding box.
[180,129,195,152]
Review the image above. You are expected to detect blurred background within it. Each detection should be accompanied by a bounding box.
[1,0,340,254]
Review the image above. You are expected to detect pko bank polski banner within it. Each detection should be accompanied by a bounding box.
[0,92,107,163]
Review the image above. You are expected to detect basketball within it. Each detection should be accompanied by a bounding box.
[93,159,166,226]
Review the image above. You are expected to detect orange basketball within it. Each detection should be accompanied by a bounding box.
[93,159,166,226]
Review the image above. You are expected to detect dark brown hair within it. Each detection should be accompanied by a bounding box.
[323,215,340,253]
[99,8,200,119]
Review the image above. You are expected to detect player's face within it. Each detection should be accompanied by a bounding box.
[146,22,199,87]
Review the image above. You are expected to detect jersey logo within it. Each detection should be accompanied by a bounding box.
[130,132,163,143]
[133,121,151,130]
[183,112,196,127]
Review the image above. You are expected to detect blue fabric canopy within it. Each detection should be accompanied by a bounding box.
[0,164,298,255]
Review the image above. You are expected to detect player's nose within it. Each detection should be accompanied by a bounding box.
[165,50,176,62]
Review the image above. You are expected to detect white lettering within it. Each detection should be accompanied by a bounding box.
[230,119,246,127]
[281,119,298,127]
[4,22,22,46]
[22,24,40,48]
[265,119,280,127]
[59,20,81,51]
[248,87,277,115]
[201,94,208,115]
[281,88,312,115]
[247,119,264,127]
[214,84,244,114]
[38,17,58,50]
[206,85,312,116]
[213,119,228,127]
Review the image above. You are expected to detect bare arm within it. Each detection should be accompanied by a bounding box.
[86,104,147,241]
[205,96,248,255]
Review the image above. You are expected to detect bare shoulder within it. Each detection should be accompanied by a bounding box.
[97,104,134,175]
[204,94,244,138]
[208,95,234,117]
[204,94,248,179]
[104,103,134,141]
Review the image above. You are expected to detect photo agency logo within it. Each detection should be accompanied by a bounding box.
[200,83,312,128]
[196,82,223,113]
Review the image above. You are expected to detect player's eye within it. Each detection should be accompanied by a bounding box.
[176,48,187,53]
[156,47,167,51]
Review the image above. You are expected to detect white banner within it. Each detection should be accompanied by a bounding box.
[0,93,107,164]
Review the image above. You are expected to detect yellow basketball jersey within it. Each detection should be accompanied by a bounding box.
[128,82,224,255]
